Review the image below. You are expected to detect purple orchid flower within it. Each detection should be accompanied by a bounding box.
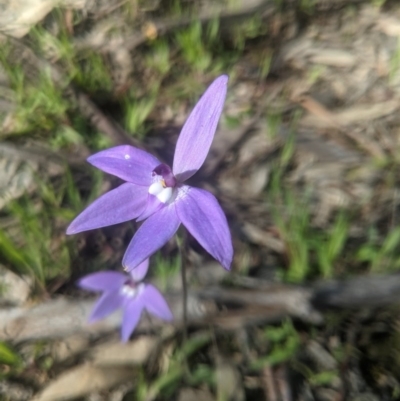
[67,75,233,271]
[78,259,173,342]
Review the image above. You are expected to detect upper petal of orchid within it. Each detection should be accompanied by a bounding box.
[173,75,228,182]
[141,284,173,321]
[129,258,150,282]
[88,145,160,186]
[121,298,144,342]
[176,186,233,270]
[66,183,148,235]
[78,271,127,292]
[89,290,124,323]
[123,205,181,271]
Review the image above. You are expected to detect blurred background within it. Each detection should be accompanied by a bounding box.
[2,0,400,400]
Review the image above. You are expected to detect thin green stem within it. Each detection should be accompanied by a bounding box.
[176,232,191,380]
[177,233,188,345]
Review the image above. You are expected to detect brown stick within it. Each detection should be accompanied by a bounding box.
[3,273,400,343]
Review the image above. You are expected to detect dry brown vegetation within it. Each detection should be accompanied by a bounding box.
[2,0,400,400]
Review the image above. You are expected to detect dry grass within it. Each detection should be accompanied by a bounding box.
[2,0,400,400]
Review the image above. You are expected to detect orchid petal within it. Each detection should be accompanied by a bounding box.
[121,298,143,342]
[78,271,127,292]
[123,205,181,271]
[173,75,228,181]
[89,290,124,323]
[176,186,233,270]
[88,145,160,186]
[66,183,148,235]
[129,259,150,282]
[142,284,173,321]
[136,194,164,222]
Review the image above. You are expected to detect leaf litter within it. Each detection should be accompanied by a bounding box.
[3,0,400,400]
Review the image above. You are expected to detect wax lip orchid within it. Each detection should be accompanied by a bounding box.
[67,75,233,271]
[78,259,173,342]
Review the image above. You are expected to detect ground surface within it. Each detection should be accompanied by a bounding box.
[2,0,400,400]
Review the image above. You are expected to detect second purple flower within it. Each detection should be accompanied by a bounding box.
[78,259,172,342]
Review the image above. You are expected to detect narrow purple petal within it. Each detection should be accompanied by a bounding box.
[121,298,143,342]
[66,183,148,235]
[123,205,181,271]
[176,186,233,270]
[129,259,150,282]
[78,271,127,292]
[136,194,164,222]
[88,145,160,186]
[173,75,228,182]
[89,290,124,323]
[141,284,173,321]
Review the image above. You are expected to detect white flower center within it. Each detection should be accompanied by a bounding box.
[120,282,144,298]
[148,181,173,203]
